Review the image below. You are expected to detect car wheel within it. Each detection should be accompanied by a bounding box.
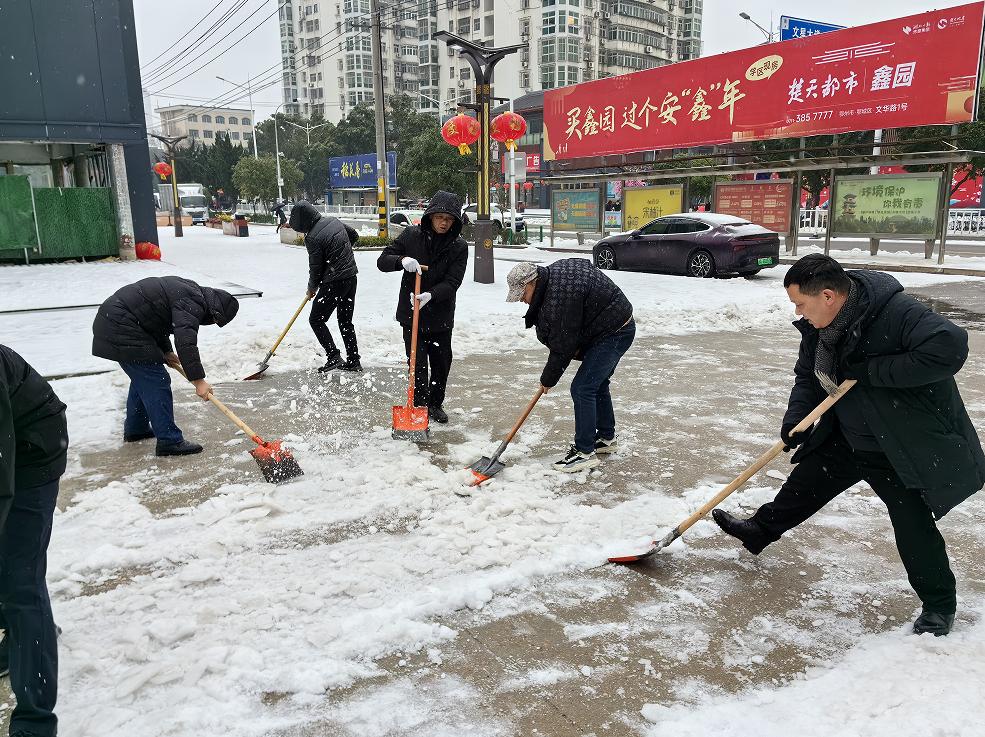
[686,250,715,278]
[596,246,617,270]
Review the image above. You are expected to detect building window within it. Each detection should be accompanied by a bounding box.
[187,114,198,122]
[204,130,213,139]
[202,114,212,123]
[542,11,557,35]
[215,115,225,124]
[228,116,239,125]
[541,38,556,64]
[473,18,481,31]
[230,132,240,140]
[189,129,200,138]
[241,117,250,126]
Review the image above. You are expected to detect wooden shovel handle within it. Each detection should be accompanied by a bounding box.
[673,379,856,538]
[171,365,261,443]
[503,387,545,445]
[268,293,313,357]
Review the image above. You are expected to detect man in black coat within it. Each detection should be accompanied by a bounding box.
[713,254,985,636]
[289,201,362,372]
[273,200,288,232]
[377,191,468,423]
[92,276,240,456]
[1,345,67,736]
[507,259,635,472]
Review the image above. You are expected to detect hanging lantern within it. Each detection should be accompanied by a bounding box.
[441,114,481,155]
[523,181,534,191]
[490,111,527,152]
[153,162,173,181]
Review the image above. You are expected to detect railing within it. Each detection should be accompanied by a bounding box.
[799,207,985,237]
[799,208,828,234]
[321,204,378,216]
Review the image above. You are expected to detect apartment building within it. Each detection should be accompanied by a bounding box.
[280,1,703,124]
[155,105,256,147]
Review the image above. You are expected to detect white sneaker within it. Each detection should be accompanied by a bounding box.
[594,436,618,454]
[552,446,601,473]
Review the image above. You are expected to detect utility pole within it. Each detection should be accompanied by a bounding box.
[370,0,389,237]
[284,119,333,147]
[150,133,188,237]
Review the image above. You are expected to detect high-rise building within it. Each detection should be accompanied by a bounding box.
[280,1,703,124]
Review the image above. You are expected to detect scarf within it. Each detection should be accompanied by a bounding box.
[814,279,862,396]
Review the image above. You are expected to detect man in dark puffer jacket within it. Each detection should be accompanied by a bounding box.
[507,259,634,472]
[713,255,985,637]
[92,276,239,456]
[289,201,362,372]
[1,345,66,736]
[377,191,468,423]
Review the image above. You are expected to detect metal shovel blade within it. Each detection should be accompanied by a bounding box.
[242,362,269,381]
[468,456,506,483]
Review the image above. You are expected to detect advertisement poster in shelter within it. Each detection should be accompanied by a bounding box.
[831,174,941,238]
[543,2,985,160]
[552,189,602,233]
[714,181,794,232]
[623,186,684,230]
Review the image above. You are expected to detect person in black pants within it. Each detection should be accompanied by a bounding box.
[273,200,288,232]
[1,344,68,737]
[377,191,468,423]
[712,255,985,637]
[289,201,362,372]
[92,276,240,456]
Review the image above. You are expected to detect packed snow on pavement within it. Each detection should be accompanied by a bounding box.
[2,225,985,736]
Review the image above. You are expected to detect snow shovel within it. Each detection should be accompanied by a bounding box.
[243,293,313,380]
[609,379,856,563]
[172,365,303,484]
[392,265,430,442]
[466,386,545,487]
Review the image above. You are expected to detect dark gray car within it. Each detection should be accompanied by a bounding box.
[593,213,780,278]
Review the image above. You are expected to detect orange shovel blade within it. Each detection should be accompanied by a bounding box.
[392,404,430,440]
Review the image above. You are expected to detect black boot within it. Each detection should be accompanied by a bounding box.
[912,610,955,636]
[339,357,363,372]
[156,440,204,456]
[318,354,343,373]
[428,405,448,424]
[711,509,772,555]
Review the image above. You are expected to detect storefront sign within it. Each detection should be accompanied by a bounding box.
[328,152,397,189]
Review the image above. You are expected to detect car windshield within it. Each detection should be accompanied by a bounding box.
[180,195,207,208]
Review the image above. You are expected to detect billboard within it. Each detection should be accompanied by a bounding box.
[544,2,984,160]
[623,186,684,230]
[831,173,942,238]
[328,152,397,189]
[714,181,794,232]
[780,16,846,41]
[552,189,602,233]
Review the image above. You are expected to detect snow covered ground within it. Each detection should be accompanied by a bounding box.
[2,225,985,736]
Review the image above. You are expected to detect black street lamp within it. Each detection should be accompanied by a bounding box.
[150,133,189,238]
[434,31,524,284]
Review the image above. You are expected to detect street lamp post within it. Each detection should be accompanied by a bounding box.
[434,31,524,284]
[738,12,775,43]
[216,75,259,158]
[283,119,333,146]
[150,133,188,237]
[273,101,292,203]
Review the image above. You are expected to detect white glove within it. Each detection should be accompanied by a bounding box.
[401,256,421,274]
[410,291,432,309]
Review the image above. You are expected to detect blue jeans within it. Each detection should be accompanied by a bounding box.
[570,320,636,453]
[120,362,184,445]
[0,479,59,737]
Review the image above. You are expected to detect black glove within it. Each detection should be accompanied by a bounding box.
[841,358,870,385]
[781,422,810,453]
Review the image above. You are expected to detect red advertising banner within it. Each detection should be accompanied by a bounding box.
[714,181,794,233]
[544,2,984,160]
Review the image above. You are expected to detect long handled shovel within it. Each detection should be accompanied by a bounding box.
[243,293,313,380]
[172,366,303,483]
[609,379,856,564]
[465,387,545,488]
[392,265,430,442]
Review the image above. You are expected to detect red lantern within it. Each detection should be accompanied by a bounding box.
[153,162,173,181]
[490,111,527,151]
[523,181,534,191]
[135,241,162,260]
[441,114,481,155]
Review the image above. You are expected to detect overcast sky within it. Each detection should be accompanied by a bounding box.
[133,0,963,123]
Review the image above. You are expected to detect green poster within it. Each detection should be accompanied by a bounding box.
[831,174,941,239]
[552,189,602,233]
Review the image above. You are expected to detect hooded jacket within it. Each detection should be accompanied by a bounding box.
[785,269,985,518]
[290,201,359,292]
[91,276,240,382]
[524,258,634,388]
[376,191,469,333]
[1,345,68,514]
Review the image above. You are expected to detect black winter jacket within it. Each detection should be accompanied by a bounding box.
[1,345,68,520]
[376,191,468,334]
[91,276,239,382]
[525,258,634,387]
[290,201,359,292]
[784,270,985,518]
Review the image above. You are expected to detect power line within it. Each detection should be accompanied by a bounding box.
[139,0,230,72]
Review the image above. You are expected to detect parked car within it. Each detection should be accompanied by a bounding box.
[461,204,525,232]
[592,213,780,278]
